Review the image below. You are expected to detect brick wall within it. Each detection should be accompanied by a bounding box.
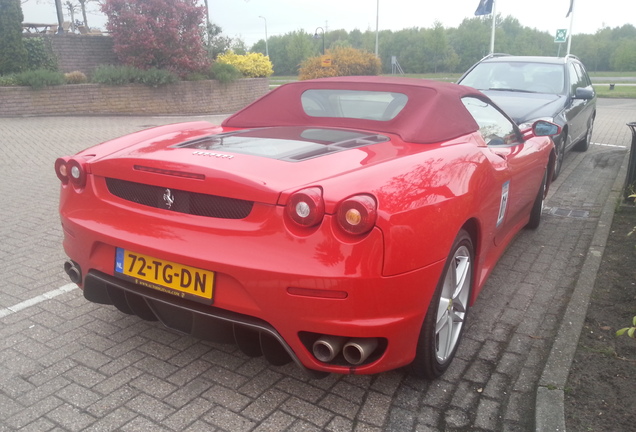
[0,79,269,117]
[25,34,118,75]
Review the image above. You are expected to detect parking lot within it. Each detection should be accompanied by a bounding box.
[0,98,634,431]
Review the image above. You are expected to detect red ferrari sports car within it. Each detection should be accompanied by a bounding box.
[56,77,557,378]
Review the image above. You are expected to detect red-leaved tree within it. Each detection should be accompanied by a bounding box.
[101,0,210,75]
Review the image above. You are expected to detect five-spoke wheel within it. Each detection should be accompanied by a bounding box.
[410,229,473,379]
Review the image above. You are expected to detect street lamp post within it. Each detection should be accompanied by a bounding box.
[54,0,65,34]
[375,0,379,57]
[314,27,325,55]
[258,16,269,57]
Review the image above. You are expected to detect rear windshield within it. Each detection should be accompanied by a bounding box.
[301,89,408,121]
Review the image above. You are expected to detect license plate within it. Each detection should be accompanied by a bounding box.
[115,248,215,304]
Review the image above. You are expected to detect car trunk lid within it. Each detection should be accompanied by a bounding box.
[86,123,413,205]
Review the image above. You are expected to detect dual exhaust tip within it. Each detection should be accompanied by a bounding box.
[312,335,379,365]
[64,260,82,284]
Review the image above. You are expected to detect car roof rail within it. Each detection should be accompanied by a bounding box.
[480,53,511,61]
[565,54,581,61]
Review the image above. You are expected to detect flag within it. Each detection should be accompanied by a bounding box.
[566,0,574,17]
[475,0,494,16]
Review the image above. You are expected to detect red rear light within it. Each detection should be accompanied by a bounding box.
[55,157,69,184]
[337,194,377,235]
[67,159,87,189]
[286,187,325,227]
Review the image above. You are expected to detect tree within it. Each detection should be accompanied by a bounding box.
[76,0,98,28]
[101,0,210,75]
[64,0,79,30]
[0,0,28,75]
[611,39,636,71]
[206,22,232,59]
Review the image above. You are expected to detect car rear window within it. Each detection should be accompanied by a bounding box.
[301,89,408,121]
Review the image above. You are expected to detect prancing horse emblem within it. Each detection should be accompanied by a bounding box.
[163,188,174,209]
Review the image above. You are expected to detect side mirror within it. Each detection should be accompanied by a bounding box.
[574,87,595,100]
[533,120,561,137]
[521,120,562,140]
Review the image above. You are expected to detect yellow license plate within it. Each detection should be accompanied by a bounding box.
[115,248,215,303]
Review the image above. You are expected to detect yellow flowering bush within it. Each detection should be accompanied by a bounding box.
[299,46,381,80]
[216,51,273,78]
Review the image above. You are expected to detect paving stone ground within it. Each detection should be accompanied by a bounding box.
[0,99,633,431]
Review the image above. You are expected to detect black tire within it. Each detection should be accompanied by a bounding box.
[527,169,547,230]
[409,229,473,379]
[574,117,594,152]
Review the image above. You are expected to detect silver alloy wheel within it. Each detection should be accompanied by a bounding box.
[435,245,471,362]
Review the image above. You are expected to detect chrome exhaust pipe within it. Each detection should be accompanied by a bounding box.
[312,335,347,363]
[342,338,378,365]
[64,260,82,284]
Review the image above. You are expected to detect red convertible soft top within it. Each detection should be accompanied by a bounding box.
[223,76,486,144]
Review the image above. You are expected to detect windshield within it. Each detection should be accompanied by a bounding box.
[461,61,565,95]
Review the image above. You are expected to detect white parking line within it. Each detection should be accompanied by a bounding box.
[0,283,78,319]
[592,142,628,148]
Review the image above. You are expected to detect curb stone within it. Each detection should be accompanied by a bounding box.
[535,145,630,431]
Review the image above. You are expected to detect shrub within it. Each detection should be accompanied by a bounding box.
[299,47,382,80]
[65,71,88,84]
[0,74,17,86]
[137,68,179,87]
[91,65,141,85]
[91,65,178,87]
[101,0,210,76]
[184,72,209,81]
[13,69,65,89]
[216,51,273,78]
[23,37,57,71]
[209,62,242,83]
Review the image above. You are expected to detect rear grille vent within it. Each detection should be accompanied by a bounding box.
[105,178,253,219]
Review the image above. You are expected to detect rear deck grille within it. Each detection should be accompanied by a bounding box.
[105,178,253,219]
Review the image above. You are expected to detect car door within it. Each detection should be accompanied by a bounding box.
[565,61,594,145]
[462,97,544,244]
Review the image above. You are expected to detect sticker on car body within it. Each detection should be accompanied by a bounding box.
[497,181,510,227]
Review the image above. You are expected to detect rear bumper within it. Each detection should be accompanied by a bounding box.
[67,254,445,375]
[60,184,446,374]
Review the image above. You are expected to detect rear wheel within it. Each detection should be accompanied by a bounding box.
[574,117,594,152]
[409,229,473,379]
[552,134,565,180]
[527,169,547,230]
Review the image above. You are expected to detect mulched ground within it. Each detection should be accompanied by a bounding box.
[565,205,636,432]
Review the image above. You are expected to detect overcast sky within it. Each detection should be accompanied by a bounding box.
[22,0,633,47]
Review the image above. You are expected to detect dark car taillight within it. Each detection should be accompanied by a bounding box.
[286,187,325,227]
[336,194,377,235]
[54,157,69,184]
[56,157,87,189]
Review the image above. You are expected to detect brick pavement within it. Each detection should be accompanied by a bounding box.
[0,99,633,431]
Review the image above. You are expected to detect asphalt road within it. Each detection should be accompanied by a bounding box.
[0,98,634,431]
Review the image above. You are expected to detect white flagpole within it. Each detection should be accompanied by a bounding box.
[490,0,497,54]
[566,0,575,56]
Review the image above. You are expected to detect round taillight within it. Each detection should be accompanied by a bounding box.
[67,159,87,188]
[337,194,377,235]
[286,187,325,227]
[55,158,69,184]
